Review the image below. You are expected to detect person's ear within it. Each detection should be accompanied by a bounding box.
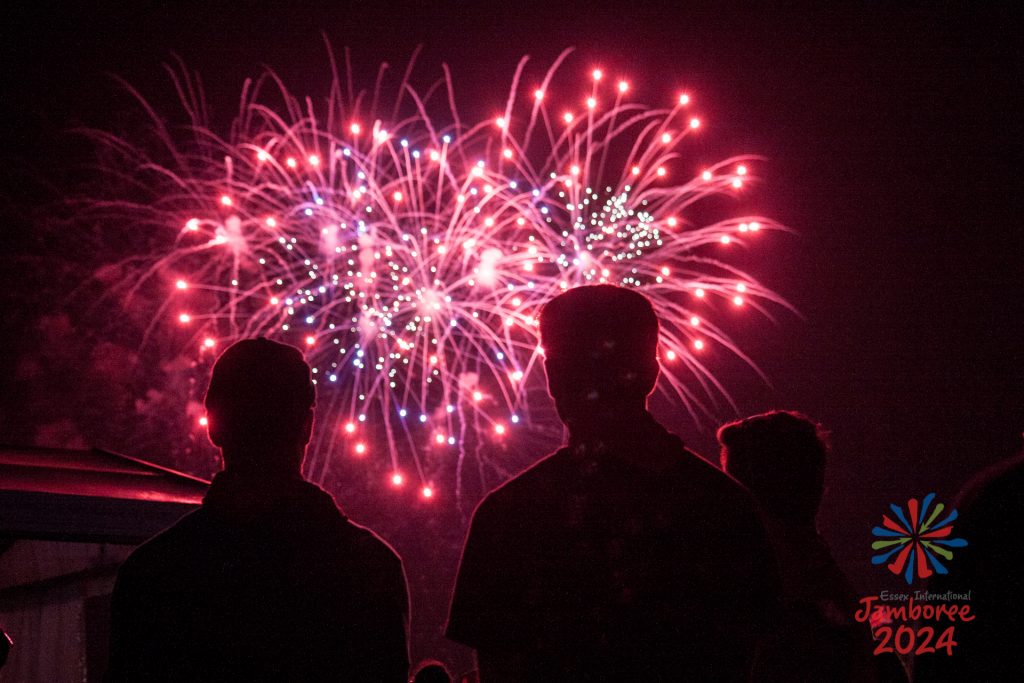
[207,414,224,448]
[641,356,660,397]
[544,357,564,399]
[300,408,314,445]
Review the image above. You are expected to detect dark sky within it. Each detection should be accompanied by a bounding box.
[2,0,1022,616]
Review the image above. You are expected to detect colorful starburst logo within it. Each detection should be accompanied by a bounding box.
[871,493,968,585]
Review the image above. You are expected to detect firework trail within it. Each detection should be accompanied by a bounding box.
[88,47,790,501]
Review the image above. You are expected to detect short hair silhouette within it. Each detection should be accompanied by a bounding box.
[204,337,315,459]
[540,285,660,414]
[718,410,828,524]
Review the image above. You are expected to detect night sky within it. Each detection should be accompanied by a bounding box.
[2,0,1022,669]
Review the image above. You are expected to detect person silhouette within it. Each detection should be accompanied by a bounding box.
[911,442,1024,682]
[107,338,409,682]
[447,285,781,681]
[718,411,907,682]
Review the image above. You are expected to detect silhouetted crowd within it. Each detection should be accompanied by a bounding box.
[91,286,1018,681]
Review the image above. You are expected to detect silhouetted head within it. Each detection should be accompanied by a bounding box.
[717,411,828,525]
[204,338,315,473]
[540,285,660,433]
[411,660,452,683]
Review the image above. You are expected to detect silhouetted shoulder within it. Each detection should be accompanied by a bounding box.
[477,447,571,507]
[114,508,209,580]
[673,443,754,495]
[339,517,406,577]
[474,438,756,520]
[657,443,772,536]
[957,453,1024,513]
